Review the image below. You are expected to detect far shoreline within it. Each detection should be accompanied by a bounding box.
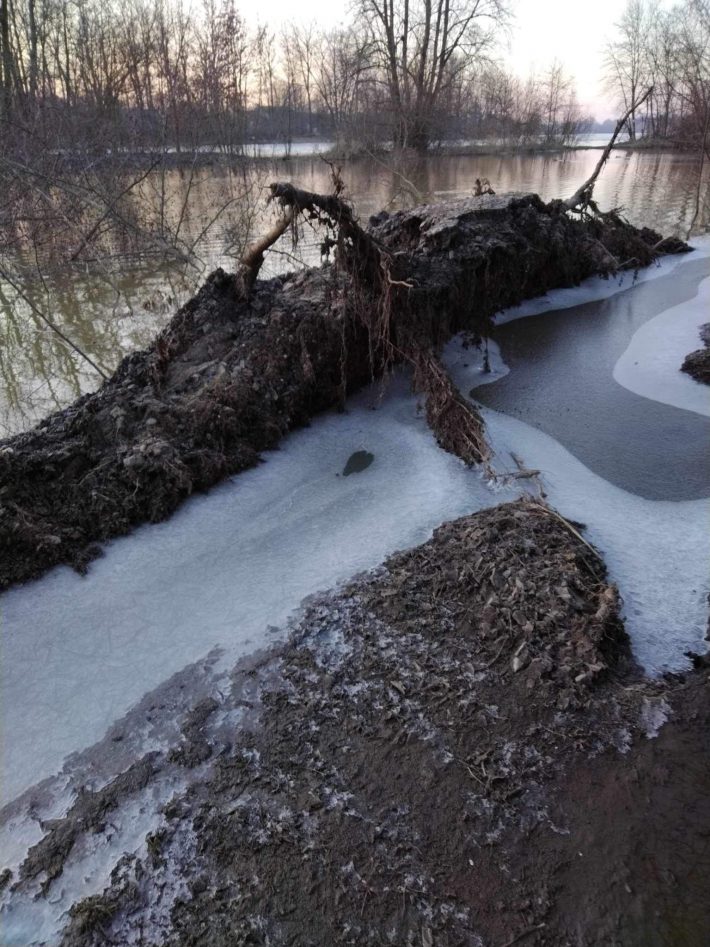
[59,138,695,171]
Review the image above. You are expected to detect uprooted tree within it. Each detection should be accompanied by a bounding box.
[0,149,689,590]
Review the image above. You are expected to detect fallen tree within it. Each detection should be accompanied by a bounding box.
[0,186,688,590]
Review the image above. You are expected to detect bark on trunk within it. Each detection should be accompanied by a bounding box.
[0,192,687,590]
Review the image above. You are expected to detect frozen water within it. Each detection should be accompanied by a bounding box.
[442,337,509,389]
[1,374,515,806]
[445,243,710,673]
[614,275,710,418]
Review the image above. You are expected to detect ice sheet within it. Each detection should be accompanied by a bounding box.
[613,275,710,418]
[1,374,514,805]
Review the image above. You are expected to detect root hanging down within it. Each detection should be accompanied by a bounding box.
[412,352,490,466]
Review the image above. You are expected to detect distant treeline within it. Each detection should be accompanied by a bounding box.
[0,0,594,155]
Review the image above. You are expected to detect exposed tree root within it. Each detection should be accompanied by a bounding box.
[412,351,490,466]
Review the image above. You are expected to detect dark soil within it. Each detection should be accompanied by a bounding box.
[0,193,681,592]
[35,499,709,947]
[681,322,710,385]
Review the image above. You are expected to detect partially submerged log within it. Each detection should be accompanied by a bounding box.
[0,191,686,589]
[564,86,654,214]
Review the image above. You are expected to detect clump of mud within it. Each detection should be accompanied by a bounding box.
[682,322,710,385]
[30,499,708,947]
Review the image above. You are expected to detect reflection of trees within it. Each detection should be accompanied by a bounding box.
[0,267,172,433]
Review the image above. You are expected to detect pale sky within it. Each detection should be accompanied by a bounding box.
[240,0,664,121]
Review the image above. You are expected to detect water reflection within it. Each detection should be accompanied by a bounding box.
[1,149,708,435]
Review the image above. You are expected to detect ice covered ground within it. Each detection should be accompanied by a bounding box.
[0,375,516,806]
[1,235,708,882]
[0,769,190,946]
[614,274,710,418]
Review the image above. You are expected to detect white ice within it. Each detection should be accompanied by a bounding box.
[613,274,710,418]
[0,375,515,806]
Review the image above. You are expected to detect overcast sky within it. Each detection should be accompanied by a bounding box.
[241,0,658,121]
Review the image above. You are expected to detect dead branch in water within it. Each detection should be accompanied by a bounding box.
[564,87,654,213]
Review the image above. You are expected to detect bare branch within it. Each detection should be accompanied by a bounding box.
[564,86,654,212]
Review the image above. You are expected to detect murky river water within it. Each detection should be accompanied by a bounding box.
[1,146,708,435]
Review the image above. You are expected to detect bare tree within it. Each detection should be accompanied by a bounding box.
[289,22,317,136]
[358,0,510,151]
[314,27,374,151]
[604,0,651,140]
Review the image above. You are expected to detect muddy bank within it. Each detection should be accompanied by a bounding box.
[3,500,704,946]
[682,322,710,385]
[0,192,680,591]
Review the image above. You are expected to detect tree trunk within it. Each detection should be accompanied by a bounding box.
[0,0,12,117]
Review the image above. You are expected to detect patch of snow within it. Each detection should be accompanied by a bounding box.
[614,275,710,418]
